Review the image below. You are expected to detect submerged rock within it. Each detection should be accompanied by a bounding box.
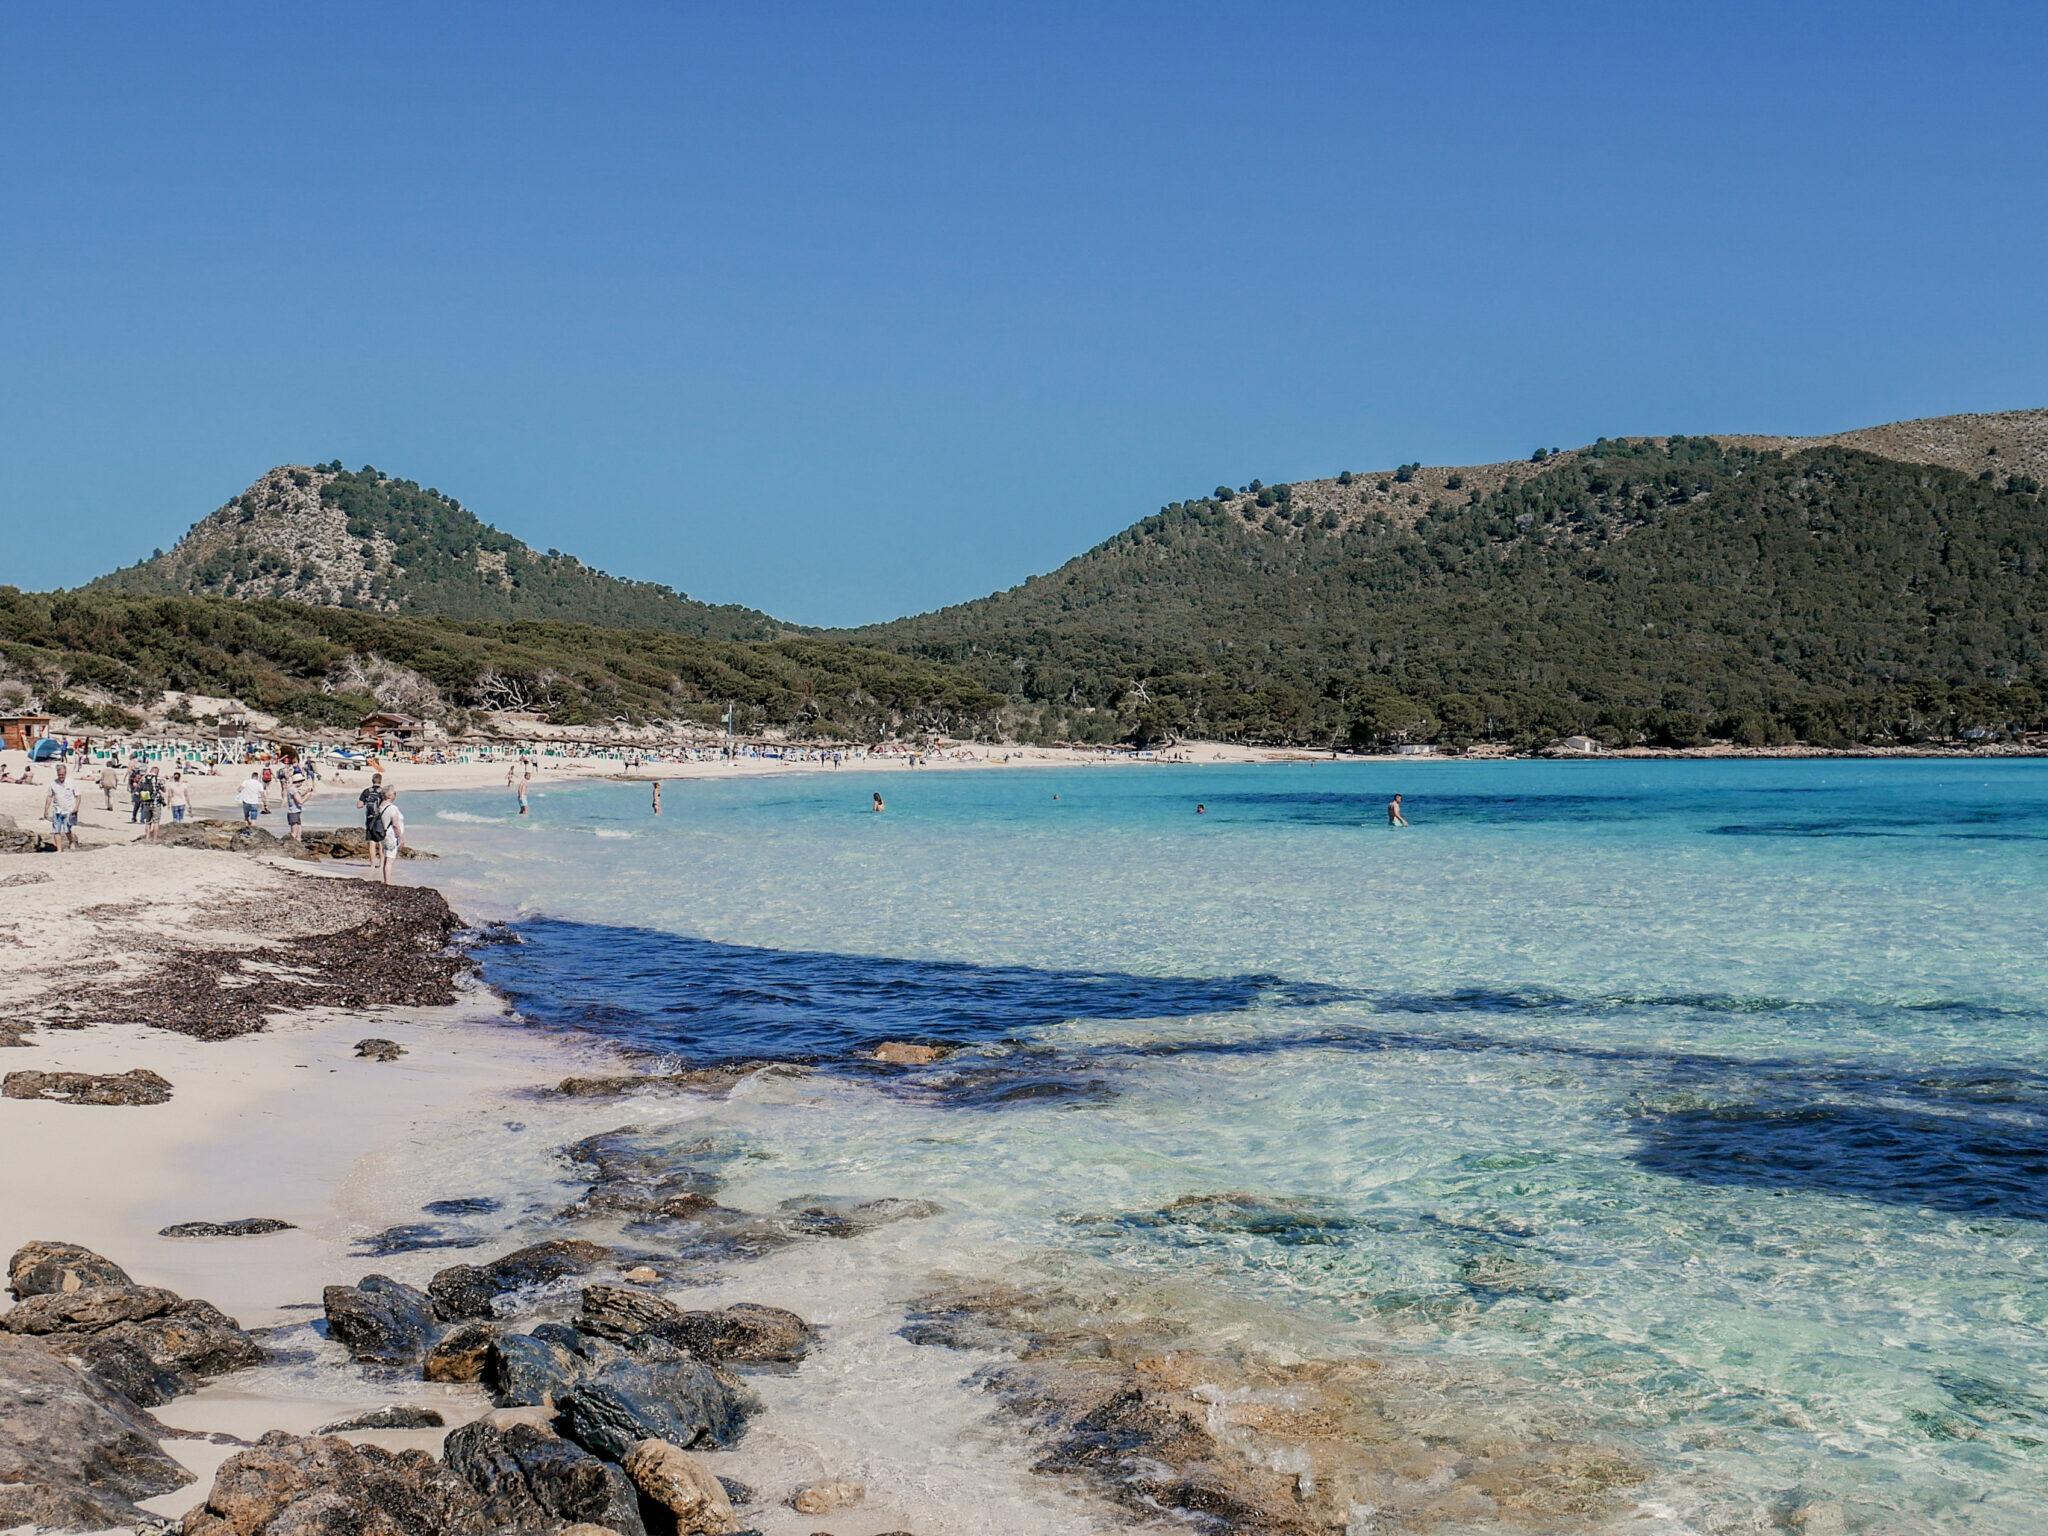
[160,1218,296,1239]
[8,1240,134,1298]
[180,1430,486,1535]
[623,1438,742,1534]
[314,1405,447,1432]
[322,1275,441,1368]
[556,1357,759,1460]
[872,1040,946,1064]
[0,1333,193,1530]
[2,1067,173,1105]
[428,1238,612,1320]
[778,1195,942,1239]
[355,1221,485,1257]
[789,1479,865,1515]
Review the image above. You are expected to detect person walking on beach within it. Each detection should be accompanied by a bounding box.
[127,765,144,824]
[43,765,79,852]
[358,773,389,875]
[379,791,405,883]
[1387,793,1408,827]
[138,767,162,841]
[285,772,310,841]
[237,771,266,826]
[97,763,119,811]
[166,771,188,824]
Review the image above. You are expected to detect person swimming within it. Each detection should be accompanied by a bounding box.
[1196,804,1206,814]
[872,791,885,813]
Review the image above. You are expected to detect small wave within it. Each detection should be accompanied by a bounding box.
[593,829,634,839]
[437,810,503,823]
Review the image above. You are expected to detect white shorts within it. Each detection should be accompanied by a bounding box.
[383,828,400,858]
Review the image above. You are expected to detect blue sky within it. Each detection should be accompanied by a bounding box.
[3,2,2044,625]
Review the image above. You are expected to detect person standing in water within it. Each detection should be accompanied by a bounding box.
[651,781,662,815]
[517,775,529,815]
[872,791,885,813]
[1387,793,1408,827]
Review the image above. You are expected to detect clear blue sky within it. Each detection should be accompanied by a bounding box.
[3,3,2044,625]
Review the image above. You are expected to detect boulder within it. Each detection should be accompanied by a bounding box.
[578,1283,685,1343]
[315,1406,446,1432]
[428,1238,612,1321]
[0,1268,261,1405]
[486,1331,587,1409]
[622,1438,742,1534]
[779,1195,942,1239]
[0,1334,193,1531]
[77,1297,266,1404]
[423,1319,498,1383]
[8,1240,133,1298]
[160,1218,297,1239]
[2,1067,173,1105]
[673,1303,814,1365]
[443,1412,619,1531]
[323,1275,440,1368]
[578,1287,814,1365]
[555,1357,758,1461]
[180,1430,487,1535]
[1,1283,181,1334]
[355,1038,406,1061]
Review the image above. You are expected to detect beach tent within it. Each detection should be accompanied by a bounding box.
[29,737,72,761]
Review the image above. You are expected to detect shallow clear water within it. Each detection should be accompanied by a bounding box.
[418,761,2048,1532]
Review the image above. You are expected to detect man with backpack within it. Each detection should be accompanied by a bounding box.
[358,773,389,876]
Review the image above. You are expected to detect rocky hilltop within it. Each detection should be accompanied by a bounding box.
[89,464,783,641]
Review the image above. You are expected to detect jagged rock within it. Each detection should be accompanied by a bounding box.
[789,1479,865,1515]
[0,1265,261,1405]
[323,1275,440,1368]
[180,1430,487,1535]
[577,1286,815,1368]
[423,1319,498,1383]
[160,1218,296,1239]
[578,1287,814,1365]
[0,1334,193,1530]
[716,1475,755,1506]
[8,1240,133,1298]
[154,819,433,863]
[443,1411,619,1531]
[674,1303,814,1364]
[556,1357,759,1461]
[622,1438,742,1533]
[622,1266,660,1285]
[315,1406,446,1432]
[428,1238,612,1320]
[577,1284,685,1342]
[2,1284,183,1334]
[355,1037,406,1061]
[3,1067,173,1105]
[75,1297,265,1404]
[486,1332,586,1408]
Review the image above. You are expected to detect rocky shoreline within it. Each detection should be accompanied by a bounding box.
[0,843,1686,1536]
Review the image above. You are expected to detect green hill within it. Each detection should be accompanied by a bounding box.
[0,590,1003,741]
[89,463,784,640]
[854,433,2048,748]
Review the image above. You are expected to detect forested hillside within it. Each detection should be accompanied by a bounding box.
[857,440,2048,748]
[0,590,1000,740]
[90,464,784,640]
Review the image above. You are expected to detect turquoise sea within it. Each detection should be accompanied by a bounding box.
[414,760,2048,1533]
